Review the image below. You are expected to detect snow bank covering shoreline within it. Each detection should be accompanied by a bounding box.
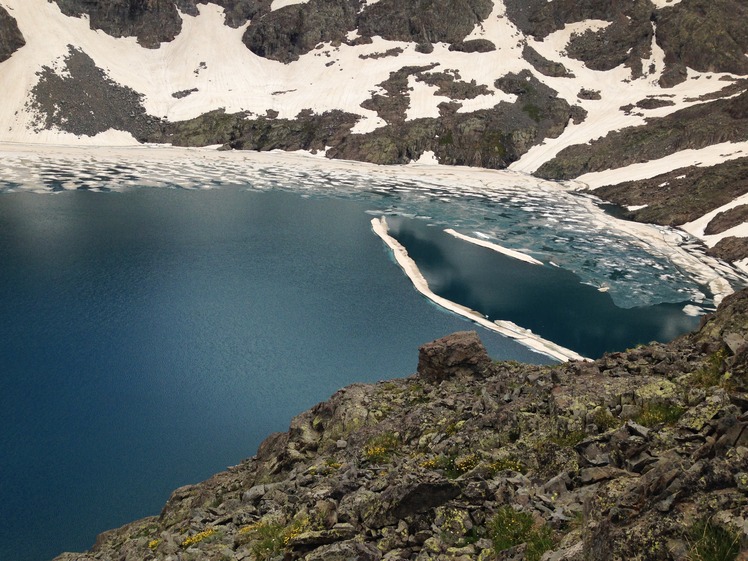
[371,216,585,362]
[1,141,744,306]
[2,141,746,358]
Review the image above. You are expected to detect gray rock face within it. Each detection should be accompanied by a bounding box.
[52,0,184,48]
[708,237,748,265]
[29,47,161,139]
[537,90,748,181]
[243,0,358,63]
[564,0,653,77]
[50,0,269,46]
[0,6,25,63]
[505,0,748,83]
[656,0,748,77]
[242,0,493,63]
[593,157,748,229]
[523,46,572,78]
[358,0,492,44]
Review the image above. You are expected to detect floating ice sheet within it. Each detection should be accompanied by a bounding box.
[1,145,745,311]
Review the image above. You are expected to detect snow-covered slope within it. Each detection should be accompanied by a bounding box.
[0,0,747,259]
[0,0,740,146]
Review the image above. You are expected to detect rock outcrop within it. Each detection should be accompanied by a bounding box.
[54,289,748,561]
[536,89,748,181]
[655,0,748,78]
[243,0,357,63]
[52,0,185,48]
[49,0,270,46]
[0,5,24,62]
[593,157,748,227]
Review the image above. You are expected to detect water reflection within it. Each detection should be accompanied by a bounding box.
[387,216,699,358]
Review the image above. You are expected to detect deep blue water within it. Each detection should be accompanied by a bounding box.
[0,188,549,561]
[0,185,704,561]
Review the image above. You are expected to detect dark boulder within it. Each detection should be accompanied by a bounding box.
[417,331,491,382]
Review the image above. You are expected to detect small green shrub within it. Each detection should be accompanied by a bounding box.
[487,506,554,561]
[488,506,534,551]
[362,432,399,463]
[526,525,555,561]
[590,408,621,432]
[420,453,479,478]
[248,522,285,560]
[688,518,740,561]
[489,456,525,474]
[635,402,685,427]
[549,430,586,447]
[692,348,731,389]
[238,516,310,560]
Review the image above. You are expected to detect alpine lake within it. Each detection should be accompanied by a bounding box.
[0,152,732,561]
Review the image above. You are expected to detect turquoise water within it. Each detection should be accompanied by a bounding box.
[0,167,718,560]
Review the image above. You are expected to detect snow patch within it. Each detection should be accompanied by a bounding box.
[406,75,448,120]
[682,190,748,241]
[650,0,684,7]
[411,150,439,165]
[270,0,310,11]
[578,142,748,189]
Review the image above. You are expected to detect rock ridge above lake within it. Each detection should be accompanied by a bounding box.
[54,288,748,560]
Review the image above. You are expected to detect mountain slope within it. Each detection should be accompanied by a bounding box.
[53,289,748,561]
[0,0,747,262]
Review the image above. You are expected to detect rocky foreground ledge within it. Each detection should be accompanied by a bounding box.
[56,293,748,561]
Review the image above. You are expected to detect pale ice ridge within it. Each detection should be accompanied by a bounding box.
[1,144,742,311]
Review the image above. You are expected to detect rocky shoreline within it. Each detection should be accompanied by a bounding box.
[55,290,748,561]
